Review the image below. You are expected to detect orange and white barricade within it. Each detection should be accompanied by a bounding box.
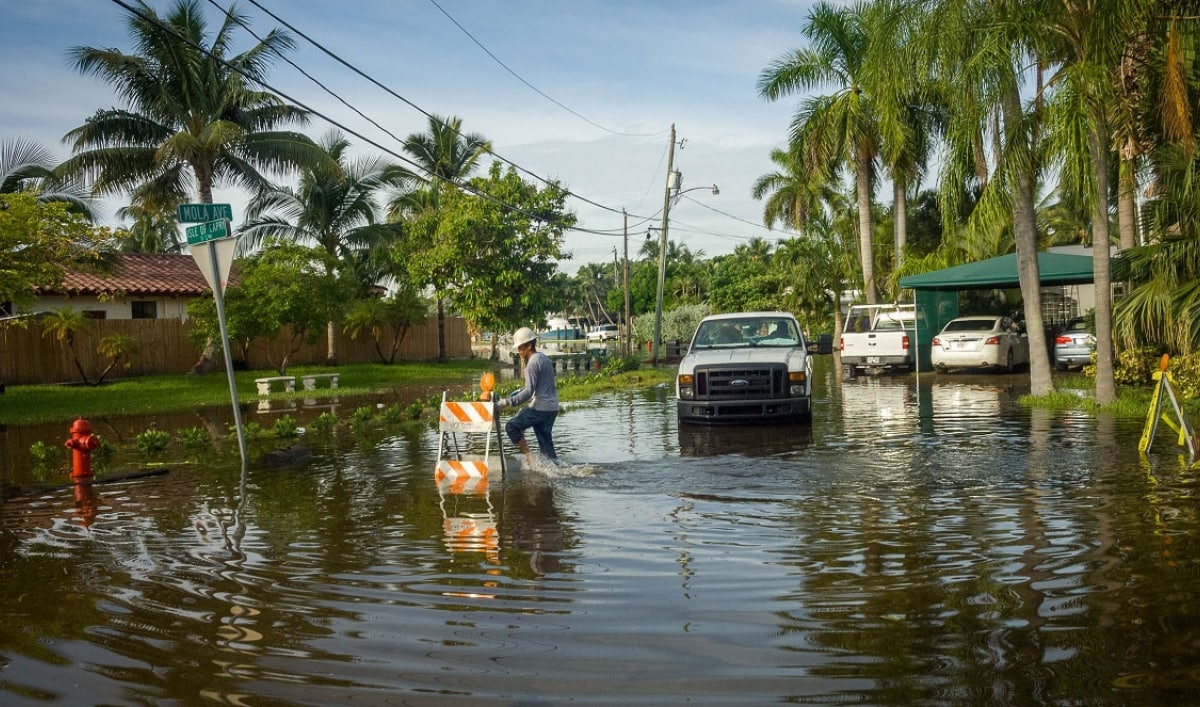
[435,390,506,560]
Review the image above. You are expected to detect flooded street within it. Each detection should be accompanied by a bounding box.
[3,357,1200,705]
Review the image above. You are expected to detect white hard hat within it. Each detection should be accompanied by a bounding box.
[512,326,538,348]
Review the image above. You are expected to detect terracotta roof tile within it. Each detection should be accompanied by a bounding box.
[52,253,213,297]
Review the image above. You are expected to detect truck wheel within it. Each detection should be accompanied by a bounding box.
[842,365,857,380]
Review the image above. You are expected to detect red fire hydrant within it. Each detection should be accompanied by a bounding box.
[65,417,100,482]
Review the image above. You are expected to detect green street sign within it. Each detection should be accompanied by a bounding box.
[185,218,230,245]
[177,202,233,223]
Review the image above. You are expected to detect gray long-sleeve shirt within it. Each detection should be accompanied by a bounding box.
[507,350,559,412]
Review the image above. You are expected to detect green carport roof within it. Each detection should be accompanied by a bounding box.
[899,252,1095,291]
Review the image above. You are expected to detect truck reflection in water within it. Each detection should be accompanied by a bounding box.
[677,423,813,457]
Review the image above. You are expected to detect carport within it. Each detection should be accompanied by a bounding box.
[898,252,1095,370]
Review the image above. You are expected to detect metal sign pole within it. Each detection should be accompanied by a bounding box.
[206,230,247,466]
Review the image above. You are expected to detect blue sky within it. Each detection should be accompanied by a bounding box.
[1,0,828,272]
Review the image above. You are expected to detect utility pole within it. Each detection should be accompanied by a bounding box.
[653,123,677,365]
[623,209,631,356]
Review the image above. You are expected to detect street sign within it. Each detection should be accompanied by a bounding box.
[177,202,233,223]
[185,218,229,245]
[191,235,237,295]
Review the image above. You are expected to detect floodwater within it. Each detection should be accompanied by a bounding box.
[3,358,1200,705]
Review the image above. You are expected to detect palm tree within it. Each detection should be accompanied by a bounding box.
[399,114,491,202]
[1,138,93,218]
[917,0,1056,395]
[751,145,837,233]
[60,0,322,372]
[867,0,941,273]
[1041,0,1156,405]
[60,0,318,209]
[388,114,491,362]
[758,0,886,304]
[242,131,406,364]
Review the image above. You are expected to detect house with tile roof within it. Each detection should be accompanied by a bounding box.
[32,253,214,320]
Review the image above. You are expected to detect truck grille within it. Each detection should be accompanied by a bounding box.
[694,364,788,399]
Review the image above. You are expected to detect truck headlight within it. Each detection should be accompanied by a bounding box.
[789,371,806,396]
[678,374,694,399]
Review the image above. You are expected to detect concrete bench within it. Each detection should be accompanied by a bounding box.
[255,376,296,396]
[300,373,339,391]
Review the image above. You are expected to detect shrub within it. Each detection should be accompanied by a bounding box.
[310,412,338,434]
[272,415,300,438]
[136,428,171,455]
[1111,346,1163,388]
[178,427,211,448]
[603,354,642,375]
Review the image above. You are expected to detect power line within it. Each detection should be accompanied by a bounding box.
[679,193,776,233]
[425,0,664,139]
[105,0,593,233]
[239,0,653,220]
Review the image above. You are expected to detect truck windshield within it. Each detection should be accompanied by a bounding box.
[693,319,801,349]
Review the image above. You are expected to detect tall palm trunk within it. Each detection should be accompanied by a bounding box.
[893,176,907,270]
[1089,128,1118,405]
[855,147,877,304]
[1117,157,1139,249]
[1001,84,1053,396]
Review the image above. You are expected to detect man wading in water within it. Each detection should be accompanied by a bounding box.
[494,327,561,466]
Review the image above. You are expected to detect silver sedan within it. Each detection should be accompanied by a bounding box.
[931,315,1030,373]
[1054,317,1096,370]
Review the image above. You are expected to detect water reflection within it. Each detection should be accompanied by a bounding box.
[677,422,813,457]
[3,363,1200,704]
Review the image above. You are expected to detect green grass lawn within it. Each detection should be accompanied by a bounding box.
[1,360,678,426]
[1,361,494,426]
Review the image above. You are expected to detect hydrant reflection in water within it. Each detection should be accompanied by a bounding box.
[65,417,100,482]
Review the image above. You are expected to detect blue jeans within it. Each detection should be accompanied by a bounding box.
[505,407,559,461]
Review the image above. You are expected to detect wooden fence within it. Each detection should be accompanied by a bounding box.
[0,316,470,386]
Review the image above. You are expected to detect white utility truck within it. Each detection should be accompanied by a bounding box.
[675,311,814,424]
[839,303,917,377]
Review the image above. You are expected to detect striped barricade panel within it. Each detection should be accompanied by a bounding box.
[439,401,496,433]
[434,459,490,495]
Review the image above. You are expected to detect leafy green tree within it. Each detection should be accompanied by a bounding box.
[243,131,406,364]
[342,287,428,365]
[388,114,492,362]
[188,242,348,374]
[0,193,114,315]
[400,163,573,346]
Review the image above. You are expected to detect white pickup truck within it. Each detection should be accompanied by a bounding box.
[675,311,813,424]
[839,303,916,377]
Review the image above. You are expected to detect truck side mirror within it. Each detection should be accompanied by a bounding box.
[807,334,834,355]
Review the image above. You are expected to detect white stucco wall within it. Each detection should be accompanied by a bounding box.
[33,295,194,320]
